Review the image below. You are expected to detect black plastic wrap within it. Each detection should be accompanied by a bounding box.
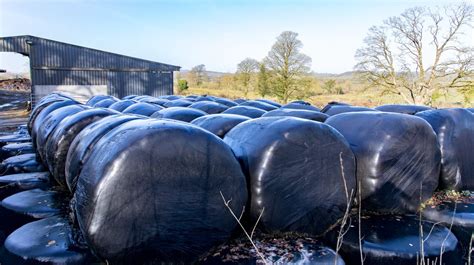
[239,100,278,111]
[150,107,207,122]
[189,101,229,114]
[86,95,113,106]
[122,94,138,99]
[159,95,182,100]
[262,108,328,122]
[35,105,87,162]
[108,99,136,111]
[214,97,239,107]
[163,99,194,107]
[416,108,474,190]
[122,102,163,116]
[222,105,267,118]
[191,114,251,138]
[0,172,50,200]
[0,154,45,176]
[194,95,216,102]
[31,100,82,148]
[324,214,462,265]
[27,94,73,134]
[223,117,356,235]
[74,119,247,263]
[320,102,350,113]
[3,217,94,265]
[326,112,440,213]
[0,135,31,149]
[255,99,281,107]
[65,114,143,192]
[323,105,376,116]
[467,108,474,113]
[93,98,118,108]
[280,102,320,111]
[44,108,116,187]
[0,142,34,161]
[1,189,62,219]
[137,97,170,106]
[375,104,432,114]
[234,98,247,104]
[423,200,474,260]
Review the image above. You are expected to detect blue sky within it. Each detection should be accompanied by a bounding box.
[0,0,462,74]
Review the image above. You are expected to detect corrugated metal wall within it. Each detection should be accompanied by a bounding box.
[0,35,179,103]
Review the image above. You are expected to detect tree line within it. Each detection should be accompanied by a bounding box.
[178,3,473,106]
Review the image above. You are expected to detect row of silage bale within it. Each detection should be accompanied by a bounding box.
[0,92,472,264]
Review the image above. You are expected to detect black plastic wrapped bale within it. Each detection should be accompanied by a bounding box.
[324,214,463,265]
[194,95,217,102]
[3,216,94,265]
[0,134,31,148]
[423,200,474,260]
[222,105,267,118]
[375,104,432,115]
[74,119,247,263]
[326,112,440,213]
[150,107,207,122]
[30,100,82,148]
[0,143,34,161]
[416,108,474,190]
[1,189,63,219]
[467,108,474,113]
[234,98,247,104]
[137,97,170,106]
[280,102,320,111]
[214,97,239,107]
[108,99,136,111]
[239,100,278,111]
[256,99,281,108]
[27,94,73,134]
[263,108,329,122]
[93,98,118,108]
[223,117,356,235]
[0,154,45,176]
[323,105,376,116]
[86,95,113,106]
[44,108,116,187]
[65,115,143,192]
[0,172,50,200]
[163,99,194,108]
[320,102,350,113]
[122,102,163,116]
[0,188,64,241]
[35,105,88,162]
[191,114,251,138]
[201,234,345,265]
[122,94,138,100]
[159,95,182,100]
[189,101,229,114]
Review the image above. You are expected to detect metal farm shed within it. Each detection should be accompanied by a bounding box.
[0,35,180,104]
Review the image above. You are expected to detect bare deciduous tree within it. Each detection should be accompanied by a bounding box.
[236,58,259,97]
[188,64,208,87]
[265,31,312,103]
[355,3,474,105]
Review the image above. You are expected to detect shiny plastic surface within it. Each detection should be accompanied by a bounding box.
[280,102,320,111]
[222,105,267,118]
[65,114,143,192]
[0,154,45,175]
[122,102,163,116]
[189,101,229,114]
[44,108,116,186]
[108,99,136,111]
[263,108,328,122]
[191,114,251,138]
[74,119,247,263]
[224,117,356,235]
[150,107,207,122]
[375,104,432,115]
[163,99,194,107]
[326,112,440,213]
[416,108,474,190]
[323,105,376,116]
[0,172,50,200]
[239,100,278,111]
